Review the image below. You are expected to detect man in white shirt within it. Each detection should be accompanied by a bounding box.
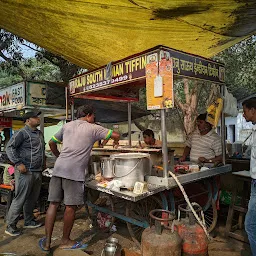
[243,97,256,256]
[180,113,222,164]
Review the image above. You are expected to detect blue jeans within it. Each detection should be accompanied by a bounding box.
[245,180,256,256]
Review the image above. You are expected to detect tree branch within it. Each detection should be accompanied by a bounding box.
[195,83,203,110]
[21,43,42,53]
[174,93,184,112]
[0,51,11,61]
[206,83,218,107]
[190,80,197,98]
[183,78,191,104]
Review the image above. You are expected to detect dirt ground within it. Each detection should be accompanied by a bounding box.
[0,207,252,256]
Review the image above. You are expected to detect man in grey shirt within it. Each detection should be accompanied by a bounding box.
[5,111,45,236]
[39,105,120,252]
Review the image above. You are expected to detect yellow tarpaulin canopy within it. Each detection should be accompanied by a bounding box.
[0,0,255,70]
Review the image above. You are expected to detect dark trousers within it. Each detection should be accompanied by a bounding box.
[7,170,42,227]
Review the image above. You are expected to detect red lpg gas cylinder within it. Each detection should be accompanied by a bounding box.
[141,209,182,256]
[176,203,208,256]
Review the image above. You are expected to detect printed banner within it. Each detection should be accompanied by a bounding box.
[69,52,152,96]
[0,82,25,111]
[69,46,225,96]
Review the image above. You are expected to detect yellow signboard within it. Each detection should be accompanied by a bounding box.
[146,51,174,110]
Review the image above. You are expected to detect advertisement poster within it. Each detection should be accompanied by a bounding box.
[0,82,25,111]
[146,51,173,110]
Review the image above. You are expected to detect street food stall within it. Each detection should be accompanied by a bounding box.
[0,80,66,217]
[68,45,232,246]
[0,80,66,137]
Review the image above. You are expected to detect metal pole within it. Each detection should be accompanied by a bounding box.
[71,100,75,121]
[128,102,132,147]
[39,111,44,135]
[221,84,226,164]
[161,109,168,178]
[65,87,68,120]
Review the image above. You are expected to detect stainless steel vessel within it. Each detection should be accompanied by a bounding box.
[110,153,151,189]
[101,157,114,179]
[91,162,101,175]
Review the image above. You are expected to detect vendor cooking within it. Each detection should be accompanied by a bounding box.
[179,113,222,164]
[139,129,162,148]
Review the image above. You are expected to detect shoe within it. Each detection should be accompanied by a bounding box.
[5,225,21,236]
[24,220,42,229]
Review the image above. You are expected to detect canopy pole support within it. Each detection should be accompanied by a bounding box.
[161,109,168,179]
[221,84,226,165]
[65,87,69,120]
[71,99,75,121]
[40,111,44,135]
[128,102,132,147]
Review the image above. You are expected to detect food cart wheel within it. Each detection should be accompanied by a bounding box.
[173,179,217,233]
[87,194,115,232]
[203,198,218,233]
[202,179,218,233]
[126,196,163,248]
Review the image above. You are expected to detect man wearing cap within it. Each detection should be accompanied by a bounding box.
[39,105,120,252]
[5,111,45,236]
[180,113,222,164]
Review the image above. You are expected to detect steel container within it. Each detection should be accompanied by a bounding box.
[101,157,115,179]
[91,162,101,175]
[110,153,151,189]
[231,142,243,156]
[101,238,121,256]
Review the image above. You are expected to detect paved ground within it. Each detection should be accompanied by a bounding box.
[0,207,252,256]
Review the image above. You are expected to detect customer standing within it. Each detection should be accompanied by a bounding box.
[5,111,45,236]
[39,105,120,252]
[243,97,256,256]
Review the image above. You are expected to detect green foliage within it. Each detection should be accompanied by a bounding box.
[0,57,62,88]
[0,28,23,65]
[0,28,81,87]
[214,35,256,98]
[0,69,21,87]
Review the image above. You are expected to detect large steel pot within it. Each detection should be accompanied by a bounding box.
[110,153,151,189]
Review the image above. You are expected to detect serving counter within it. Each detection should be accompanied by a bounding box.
[85,164,232,202]
[85,163,231,247]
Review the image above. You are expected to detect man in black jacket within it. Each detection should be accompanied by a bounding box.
[5,111,45,236]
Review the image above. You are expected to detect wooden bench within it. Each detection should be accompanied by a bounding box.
[225,171,250,242]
